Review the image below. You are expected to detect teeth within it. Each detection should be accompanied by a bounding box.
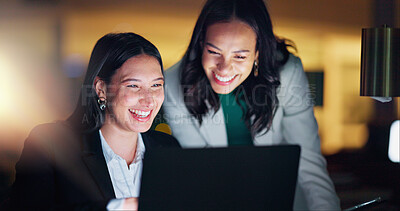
[215,73,235,82]
[129,109,151,117]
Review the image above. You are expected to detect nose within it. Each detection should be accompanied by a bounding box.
[138,89,155,109]
[217,57,232,74]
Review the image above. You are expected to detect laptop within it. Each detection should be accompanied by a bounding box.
[138,145,300,211]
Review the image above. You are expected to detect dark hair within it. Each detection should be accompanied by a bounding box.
[180,0,293,137]
[67,32,163,132]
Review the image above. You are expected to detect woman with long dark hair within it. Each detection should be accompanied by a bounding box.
[3,33,179,210]
[163,0,340,209]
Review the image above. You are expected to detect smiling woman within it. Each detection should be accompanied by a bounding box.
[2,33,180,210]
[202,20,259,94]
[95,54,165,138]
[162,0,341,210]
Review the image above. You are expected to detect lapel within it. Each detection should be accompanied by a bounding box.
[141,131,175,149]
[81,130,115,200]
[253,107,284,146]
[253,127,274,146]
[141,132,158,149]
[196,103,276,147]
[198,105,228,147]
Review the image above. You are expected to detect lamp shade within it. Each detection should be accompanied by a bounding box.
[360,26,400,97]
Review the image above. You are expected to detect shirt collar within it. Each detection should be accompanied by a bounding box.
[99,130,146,164]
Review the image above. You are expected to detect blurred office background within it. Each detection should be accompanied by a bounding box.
[0,0,399,209]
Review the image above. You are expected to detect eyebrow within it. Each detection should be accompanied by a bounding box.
[205,42,222,51]
[205,42,250,53]
[121,77,164,83]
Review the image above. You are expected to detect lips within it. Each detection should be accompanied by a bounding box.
[128,109,152,122]
[212,71,237,85]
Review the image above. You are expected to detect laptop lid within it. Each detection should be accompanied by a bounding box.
[139,145,300,211]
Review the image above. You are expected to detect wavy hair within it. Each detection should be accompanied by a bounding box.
[67,33,163,133]
[180,0,293,136]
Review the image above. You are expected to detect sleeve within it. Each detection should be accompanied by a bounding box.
[279,56,341,210]
[106,198,124,210]
[4,125,58,210]
[2,124,109,211]
[162,90,201,147]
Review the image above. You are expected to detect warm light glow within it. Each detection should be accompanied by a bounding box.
[388,120,400,163]
[63,10,197,69]
[0,49,57,148]
[0,20,70,152]
[0,54,15,117]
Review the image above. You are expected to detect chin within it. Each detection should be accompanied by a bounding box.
[131,123,152,133]
[214,90,230,94]
[211,84,235,94]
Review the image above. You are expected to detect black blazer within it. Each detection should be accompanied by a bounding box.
[2,122,180,210]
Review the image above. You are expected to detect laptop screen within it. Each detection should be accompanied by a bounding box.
[139,145,300,210]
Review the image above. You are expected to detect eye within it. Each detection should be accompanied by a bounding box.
[207,50,220,55]
[152,83,163,87]
[127,84,139,88]
[234,55,247,60]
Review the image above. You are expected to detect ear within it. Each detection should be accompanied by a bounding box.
[94,76,107,99]
[255,50,259,61]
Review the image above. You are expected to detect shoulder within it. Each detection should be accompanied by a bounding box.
[277,53,309,94]
[26,121,81,150]
[278,54,304,84]
[165,60,182,86]
[28,122,75,140]
[164,60,184,95]
[15,122,81,173]
[276,54,313,112]
[142,130,181,148]
[164,60,186,106]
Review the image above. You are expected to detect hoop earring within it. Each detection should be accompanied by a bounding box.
[254,60,259,77]
[98,97,107,111]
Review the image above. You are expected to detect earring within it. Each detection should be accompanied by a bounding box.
[98,97,107,111]
[254,60,259,77]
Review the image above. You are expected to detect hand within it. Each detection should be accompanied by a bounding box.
[123,197,139,210]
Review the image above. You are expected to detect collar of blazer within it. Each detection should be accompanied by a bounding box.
[197,100,275,147]
[79,129,175,200]
[197,100,229,147]
[81,130,115,200]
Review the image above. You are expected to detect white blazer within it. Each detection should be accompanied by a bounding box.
[163,54,341,210]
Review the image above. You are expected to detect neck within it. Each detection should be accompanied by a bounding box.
[100,122,138,165]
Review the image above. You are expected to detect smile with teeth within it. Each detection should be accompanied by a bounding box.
[214,72,236,82]
[129,109,151,118]
[213,72,237,85]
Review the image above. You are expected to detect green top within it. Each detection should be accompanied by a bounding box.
[219,92,253,146]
